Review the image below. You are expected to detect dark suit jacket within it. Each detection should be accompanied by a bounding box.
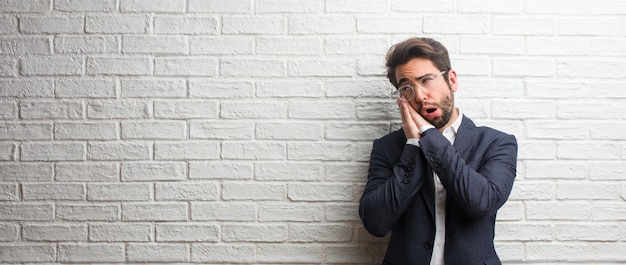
[359,116,517,265]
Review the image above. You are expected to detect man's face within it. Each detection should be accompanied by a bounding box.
[395,57,458,129]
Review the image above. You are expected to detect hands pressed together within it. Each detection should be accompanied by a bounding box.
[397,98,432,140]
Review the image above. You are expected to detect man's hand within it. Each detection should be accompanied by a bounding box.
[397,98,432,139]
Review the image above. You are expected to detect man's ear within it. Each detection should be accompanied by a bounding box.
[447,69,458,92]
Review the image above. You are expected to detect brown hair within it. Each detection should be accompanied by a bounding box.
[385,37,451,87]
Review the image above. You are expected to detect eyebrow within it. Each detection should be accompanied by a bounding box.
[397,73,433,85]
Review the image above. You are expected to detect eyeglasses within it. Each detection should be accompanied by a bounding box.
[391,71,447,101]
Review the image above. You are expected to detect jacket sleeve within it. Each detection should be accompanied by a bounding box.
[358,138,429,237]
[419,129,518,220]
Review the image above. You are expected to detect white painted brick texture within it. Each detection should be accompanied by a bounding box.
[0,0,625,264]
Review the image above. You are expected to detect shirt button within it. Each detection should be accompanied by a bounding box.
[424,241,433,249]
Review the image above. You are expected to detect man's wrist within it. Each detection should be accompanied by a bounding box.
[419,125,435,133]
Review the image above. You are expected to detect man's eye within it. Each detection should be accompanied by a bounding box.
[420,76,436,84]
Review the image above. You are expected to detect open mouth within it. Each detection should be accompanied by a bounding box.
[425,108,437,114]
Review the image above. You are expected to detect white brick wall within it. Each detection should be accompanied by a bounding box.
[0,0,624,264]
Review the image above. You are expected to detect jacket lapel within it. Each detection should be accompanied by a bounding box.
[453,116,477,161]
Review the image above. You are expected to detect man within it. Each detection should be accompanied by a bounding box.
[359,37,518,265]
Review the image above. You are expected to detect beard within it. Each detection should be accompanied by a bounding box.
[419,92,454,129]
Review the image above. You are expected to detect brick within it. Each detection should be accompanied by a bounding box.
[528,37,591,56]
[86,15,150,33]
[288,142,354,161]
[493,58,555,77]
[0,16,18,34]
[256,122,323,140]
[592,122,626,140]
[559,17,622,36]
[593,0,626,14]
[517,140,557,160]
[0,183,18,200]
[460,36,525,55]
[526,202,590,221]
[289,223,353,242]
[592,203,626,221]
[508,181,555,200]
[222,17,284,34]
[155,141,220,160]
[289,100,356,119]
[257,36,321,55]
[526,0,589,14]
[222,224,286,242]
[325,79,390,98]
[589,162,626,180]
[257,0,321,13]
[327,0,386,12]
[459,0,523,13]
[155,16,218,34]
[122,36,187,54]
[87,100,150,119]
[57,204,119,221]
[495,223,553,241]
[88,183,151,201]
[22,224,87,241]
[127,243,189,262]
[325,37,388,55]
[121,162,186,181]
[190,36,253,55]
[55,122,117,140]
[0,57,17,77]
[22,183,84,200]
[55,162,119,182]
[156,223,219,242]
[155,57,217,76]
[221,59,285,77]
[188,0,250,13]
[21,142,85,161]
[255,162,322,181]
[0,203,54,221]
[121,78,186,98]
[154,100,218,119]
[58,243,124,263]
[558,141,620,160]
[326,122,389,140]
[494,242,524,262]
[324,162,368,182]
[19,16,83,33]
[192,244,255,263]
[0,163,52,182]
[192,202,257,221]
[526,80,589,99]
[424,15,488,34]
[0,0,50,12]
[222,182,285,201]
[0,244,55,263]
[55,0,116,12]
[20,56,83,76]
[222,142,285,160]
[357,17,422,34]
[497,201,523,221]
[0,223,18,241]
[87,142,151,161]
[122,203,187,221]
[526,121,589,140]
[356,100,398,120]
[259,204,324,222]
[288,59,353,77]
[325,203,360,222]
[526,242,626,261]
[493,17,556,35]
[592,81,626,98]
[557,59,622,78]
[492,100,555,119]
[593,38,626,56]
[288,183,354,202]
[89,223,152,242]
[121,121,186,140]
[525,161,588,179]
[0,122,52,140]
[555,223,619,241]
[288,16,354,34]
[189,161,253,180]
[0,37,50,55]
[20,100,83,119]
[55,79,117,98]
[326,245,386,263]
[155,182,219,201]
[189,80,254,98]
[257,80,323,98]
[121,0,185,13]
[256,243,323,263]
[87,57,152,76]
[221,101,287,119]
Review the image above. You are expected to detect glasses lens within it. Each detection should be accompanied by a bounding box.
[396,85,414,101]
[419,75,437,92]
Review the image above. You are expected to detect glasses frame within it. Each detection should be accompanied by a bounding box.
[392,70,447,102]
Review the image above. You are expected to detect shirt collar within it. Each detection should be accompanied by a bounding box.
[446,108,463,136]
